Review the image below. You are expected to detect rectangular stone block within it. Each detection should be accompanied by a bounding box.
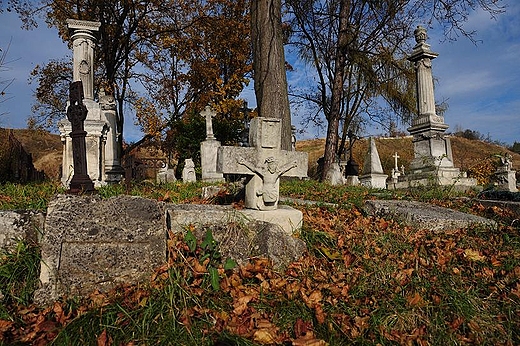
[35,194,166,305]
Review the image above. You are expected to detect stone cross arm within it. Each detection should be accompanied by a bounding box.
[217,146,308,178]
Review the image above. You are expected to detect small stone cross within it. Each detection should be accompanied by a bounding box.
[393,152,400,171]
[201,106,216,140]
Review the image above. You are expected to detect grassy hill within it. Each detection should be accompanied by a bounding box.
[5,129,62,180]
[3,128,519,185]
[297,136,520,183]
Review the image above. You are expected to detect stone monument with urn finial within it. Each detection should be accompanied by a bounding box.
[394,25,476,189]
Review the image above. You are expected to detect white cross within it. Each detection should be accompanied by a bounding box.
[393,152,400,171]
[201,105,216,140]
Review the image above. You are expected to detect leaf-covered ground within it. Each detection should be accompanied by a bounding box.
[0,182,519,345]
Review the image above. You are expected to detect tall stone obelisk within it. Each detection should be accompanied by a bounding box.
[394,26,476,189]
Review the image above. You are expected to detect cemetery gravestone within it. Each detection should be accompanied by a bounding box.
[495,153,518,192]
[34,195,166,305]
[359,137,388,189]
[182,158,197,182]
[59,19,123,187]
[393,25,475,189]
[200,106,224,182]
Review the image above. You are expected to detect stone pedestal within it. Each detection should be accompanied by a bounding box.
[393,26,475,190]
[201,140,224,182]
[59,117,109,187]
[496,168,518,192]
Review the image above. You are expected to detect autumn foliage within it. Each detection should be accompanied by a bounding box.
[1,180,519,345]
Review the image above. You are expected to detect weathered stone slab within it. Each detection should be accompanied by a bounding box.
[165,204,306,269]
[35,194,166,305]
[0,210,44,251]
[363,200,497,231]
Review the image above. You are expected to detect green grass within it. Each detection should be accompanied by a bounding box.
[0,180,519,345]
[0,239,41,319]
[0,182,64,210]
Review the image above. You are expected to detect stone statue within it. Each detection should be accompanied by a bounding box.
[238,157,297,204]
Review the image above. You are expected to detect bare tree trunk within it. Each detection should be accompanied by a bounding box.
[321,0,349,181]
[250,0,292,151]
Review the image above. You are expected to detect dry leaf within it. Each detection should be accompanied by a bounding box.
[233,295,254,315]
[407,292,426,307]
[292,331,329,346]
[464,249,486,262]
[253,329,276,344]
[97,329,112,346]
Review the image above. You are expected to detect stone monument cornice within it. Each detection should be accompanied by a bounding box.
[408,44,439,62]
[66,19,101,32]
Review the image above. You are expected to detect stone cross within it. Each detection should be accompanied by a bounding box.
[218,117,308,210]
[66,81,95,193]
[201,105,216,140]
[393,152,400,171]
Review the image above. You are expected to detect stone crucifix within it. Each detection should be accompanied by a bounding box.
[218,117,308,210]
[201,105,216,140]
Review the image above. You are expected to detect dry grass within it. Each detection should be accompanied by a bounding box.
[1,129,62,180]
[296,136,520,180]
[2,128,519,183]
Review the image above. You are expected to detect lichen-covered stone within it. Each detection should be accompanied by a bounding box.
[364,200,497,231]
[34,194,166,305]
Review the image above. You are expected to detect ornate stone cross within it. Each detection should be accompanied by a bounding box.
[67,81,95,193]
[218,117,307,210]
[201,105,216,140]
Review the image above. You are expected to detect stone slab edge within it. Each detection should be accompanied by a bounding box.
[363,199,497,232]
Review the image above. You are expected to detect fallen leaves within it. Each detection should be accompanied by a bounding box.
[2,200,519,345]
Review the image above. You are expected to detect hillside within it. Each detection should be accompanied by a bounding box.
[296,136,520,183]
[4,129,62,180]
[3,129,519,184]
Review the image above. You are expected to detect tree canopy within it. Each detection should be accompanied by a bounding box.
[284,0,504,180]
[23,0,251,153]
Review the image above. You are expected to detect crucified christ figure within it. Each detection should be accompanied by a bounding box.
[238,156,297,205]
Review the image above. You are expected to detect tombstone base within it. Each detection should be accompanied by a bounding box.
[239,205,303,235]
[390,167,477,191]
[68,174,95,194]
[359,173,388,189]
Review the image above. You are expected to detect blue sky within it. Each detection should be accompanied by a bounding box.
[1,1,519,145]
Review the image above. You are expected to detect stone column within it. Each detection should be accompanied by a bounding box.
[67,19,101,101]
[393,26,476,189]
[99,89,124,183]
